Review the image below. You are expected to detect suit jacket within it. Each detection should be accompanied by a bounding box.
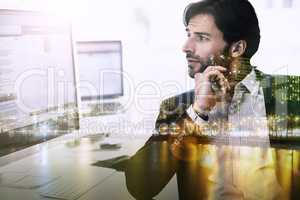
[155,69,300,131]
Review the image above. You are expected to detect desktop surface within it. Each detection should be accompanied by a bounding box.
[0,130,300,200]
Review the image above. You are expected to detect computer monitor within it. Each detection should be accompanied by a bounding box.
[76,41,123,101]
[0,10,79,156]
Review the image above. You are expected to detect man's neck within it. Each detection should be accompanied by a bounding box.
[227,57,253,100]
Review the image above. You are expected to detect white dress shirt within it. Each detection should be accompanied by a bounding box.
[186,68,269,140]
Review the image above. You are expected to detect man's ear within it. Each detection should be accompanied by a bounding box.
[229,40,247,58]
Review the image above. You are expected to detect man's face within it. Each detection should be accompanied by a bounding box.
[183,14,228,78]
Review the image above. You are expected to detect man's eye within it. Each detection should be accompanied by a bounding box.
[197,35,209,41]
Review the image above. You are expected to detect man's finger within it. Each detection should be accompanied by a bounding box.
[205,65,227,73]
[205,70,226,80]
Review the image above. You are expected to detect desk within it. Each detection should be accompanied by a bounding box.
[1,131,300,200]
[0,130,148,200]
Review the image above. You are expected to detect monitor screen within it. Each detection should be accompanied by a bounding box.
[0,10,79,156]
[76,41,123,100]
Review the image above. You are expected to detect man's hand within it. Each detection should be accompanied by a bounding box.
[193,66,231,113]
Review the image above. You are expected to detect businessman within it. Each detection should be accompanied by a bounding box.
[155,0,273,138]
[99,1,290,199]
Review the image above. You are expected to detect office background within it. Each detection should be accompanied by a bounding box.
[0,0,299,135]
[0,1,300,199]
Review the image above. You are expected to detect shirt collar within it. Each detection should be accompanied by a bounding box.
[235,67,260,96]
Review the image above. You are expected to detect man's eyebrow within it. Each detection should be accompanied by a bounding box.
[184,28,211,37]
[194,32,211,37]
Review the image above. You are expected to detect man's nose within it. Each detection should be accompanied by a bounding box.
[182,38,194,54]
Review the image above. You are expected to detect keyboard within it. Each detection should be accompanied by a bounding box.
[39,173,114,200]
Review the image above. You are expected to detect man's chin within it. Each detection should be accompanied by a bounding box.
[188,67,195,78]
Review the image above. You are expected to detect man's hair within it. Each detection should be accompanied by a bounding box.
[183,0,260,58]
